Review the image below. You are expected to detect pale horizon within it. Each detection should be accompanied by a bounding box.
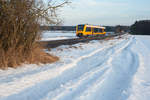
[59,0,150,26]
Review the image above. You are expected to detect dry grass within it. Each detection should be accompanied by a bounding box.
[104,37,114,41]
[0,45,59,69]
[27,46,59,64]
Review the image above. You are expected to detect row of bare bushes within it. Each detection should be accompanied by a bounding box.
[0,0,68,69]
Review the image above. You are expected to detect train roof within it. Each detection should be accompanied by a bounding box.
[86,25,105,29]
[77,24,105,29]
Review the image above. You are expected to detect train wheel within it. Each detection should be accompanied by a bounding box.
[77,33,83,37]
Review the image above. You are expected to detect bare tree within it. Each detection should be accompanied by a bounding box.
[0,0,69,68]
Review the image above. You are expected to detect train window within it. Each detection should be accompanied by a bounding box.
[98,28,103,32]
[86,27,91,32]
[94,28,99,33]
[78,25,84,31]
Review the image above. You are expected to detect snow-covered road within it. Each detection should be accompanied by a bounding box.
[0,35,150,100]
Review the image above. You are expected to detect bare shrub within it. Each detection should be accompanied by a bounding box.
[0,0,68,68]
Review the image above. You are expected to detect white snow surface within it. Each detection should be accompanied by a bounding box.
[0,34,150,100]
[41,31,77,41]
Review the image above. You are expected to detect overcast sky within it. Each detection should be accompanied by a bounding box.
[59,0,150,26]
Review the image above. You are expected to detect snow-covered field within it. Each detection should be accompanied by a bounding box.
[0,34,150,100]
[41,31,77,41]
[41,31,115,41]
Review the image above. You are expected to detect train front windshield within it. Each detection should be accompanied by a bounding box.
[78,25,84,31]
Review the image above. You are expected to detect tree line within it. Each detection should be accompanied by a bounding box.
[130,20,150,35]
[40,25,130,32]
[41,20,150,35]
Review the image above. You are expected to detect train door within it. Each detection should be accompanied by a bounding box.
[85,27,92,36]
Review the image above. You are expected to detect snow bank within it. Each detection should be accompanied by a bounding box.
[127,35,150,100]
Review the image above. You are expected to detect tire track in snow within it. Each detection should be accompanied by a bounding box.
[0,41,116,100]
[45,65,109,100]
[44,37,132,100]
[0,41,112,98]
[39,37,132,100]
[75,37,139,100]
[0,40,116,99]
[127,37,150,100]
[1,36,131,100]
[41,38,130,100]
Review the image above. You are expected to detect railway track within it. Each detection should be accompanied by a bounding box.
[39,34,123,49]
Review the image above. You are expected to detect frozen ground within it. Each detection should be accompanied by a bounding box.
[41,31,77,41]
[0,34,150,100]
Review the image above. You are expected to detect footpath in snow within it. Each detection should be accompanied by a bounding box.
[0,34,150,100]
